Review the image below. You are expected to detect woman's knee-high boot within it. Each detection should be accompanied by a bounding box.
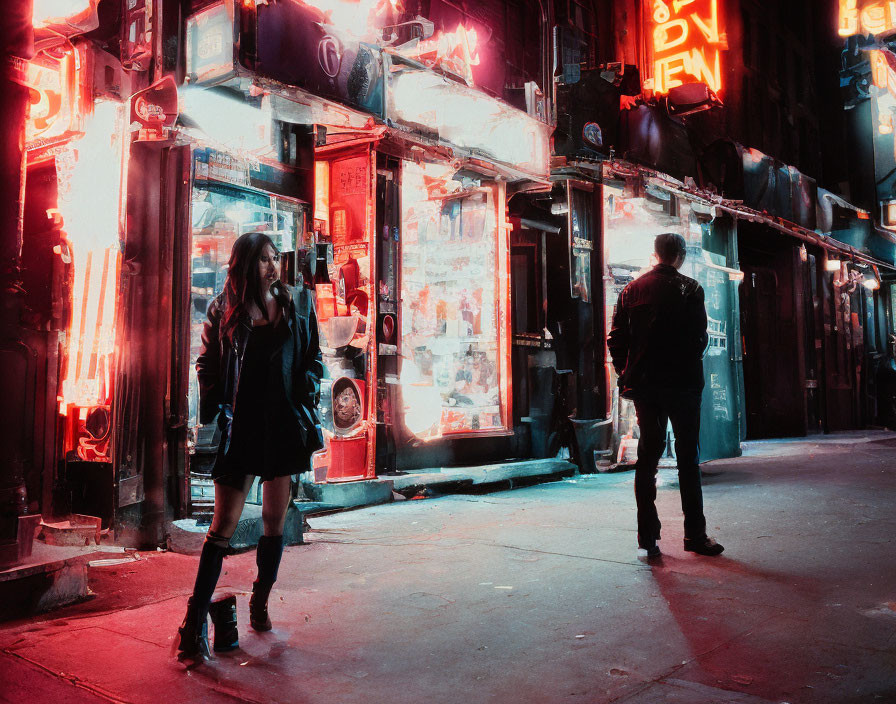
[249,534,284,631]
[175,531,231,660]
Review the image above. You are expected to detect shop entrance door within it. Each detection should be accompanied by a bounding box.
[603,183,743,463]
[186,147,307,511]
[309,146,377,482]
[738,227,807,439]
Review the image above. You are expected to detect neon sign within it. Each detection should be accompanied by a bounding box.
[838,0,896,36]
[869,49,896,144]
[401,24,481,87]
[650,0,726,94]
[24,51,78,148]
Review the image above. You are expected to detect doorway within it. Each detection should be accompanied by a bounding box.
[738,224,808,439]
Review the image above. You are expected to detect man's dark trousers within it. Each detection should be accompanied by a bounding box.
[632,389,706,547]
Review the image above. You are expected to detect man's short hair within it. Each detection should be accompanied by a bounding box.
[655,233,687,265]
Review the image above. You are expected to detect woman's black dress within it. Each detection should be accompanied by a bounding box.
[213,318,296,488]
[197,284,324,489]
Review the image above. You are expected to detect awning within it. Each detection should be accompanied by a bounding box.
[597,159,896,272]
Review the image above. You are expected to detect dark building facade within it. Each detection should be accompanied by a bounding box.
[551,0,896,448]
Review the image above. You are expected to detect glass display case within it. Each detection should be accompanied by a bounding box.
[188,173,303,453]
[603,182,742,462]
[399,161,510,439]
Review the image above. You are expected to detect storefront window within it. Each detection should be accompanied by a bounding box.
[890,283,896,336]
[188,178,301,451]
[313,152,374,446]
[603,182,741,462]
[568,183,594,302]
[400,161,510,439]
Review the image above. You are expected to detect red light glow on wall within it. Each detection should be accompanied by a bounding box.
[650,0,726,95]
[57,102,124,431]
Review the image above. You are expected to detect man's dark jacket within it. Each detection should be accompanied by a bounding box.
[196,284,325,471]
[607,263,708,398]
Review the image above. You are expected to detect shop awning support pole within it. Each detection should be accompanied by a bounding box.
[0,3,34,567]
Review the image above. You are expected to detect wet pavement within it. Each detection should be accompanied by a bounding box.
[2,431,895,704]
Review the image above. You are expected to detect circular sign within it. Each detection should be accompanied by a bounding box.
[318,36,343,79]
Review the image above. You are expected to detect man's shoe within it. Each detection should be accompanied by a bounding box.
[644,545,661,559]
[637,530,661,549]
[683,536,724,556]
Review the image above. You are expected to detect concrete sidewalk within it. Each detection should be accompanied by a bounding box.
[2,431,895,703]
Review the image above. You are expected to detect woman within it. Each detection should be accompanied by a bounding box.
[175,231,323,661]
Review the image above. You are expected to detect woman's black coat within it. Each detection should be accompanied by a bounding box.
[196,284,324,474]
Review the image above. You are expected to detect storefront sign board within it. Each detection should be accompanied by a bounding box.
[650,0,726,94]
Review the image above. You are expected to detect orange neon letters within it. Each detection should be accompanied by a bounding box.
[651,0,725,94]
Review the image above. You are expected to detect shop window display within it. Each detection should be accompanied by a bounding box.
[309,152,375,482]
[400,161,510,439]
[188,180,301,451]
[603,183,741,462]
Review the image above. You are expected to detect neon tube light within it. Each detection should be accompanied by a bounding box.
[651,0,726,94]
[58,101,124,410]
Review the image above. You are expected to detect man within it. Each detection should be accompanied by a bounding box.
[607,233,724,559]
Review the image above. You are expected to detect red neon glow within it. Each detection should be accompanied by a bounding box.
[57,102,124,415]
[651,0,726,94]
[402,24,481,86]
[314,160,330,223]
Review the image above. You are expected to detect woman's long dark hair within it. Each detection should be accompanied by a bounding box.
[220,232,290,343]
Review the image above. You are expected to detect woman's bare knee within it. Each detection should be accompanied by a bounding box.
[210,479,253,538]
[261,477,292,536]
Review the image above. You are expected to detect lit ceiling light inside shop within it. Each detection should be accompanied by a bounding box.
[651,0,726,94]
[57,101,124,412]
[839,0,896,36]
